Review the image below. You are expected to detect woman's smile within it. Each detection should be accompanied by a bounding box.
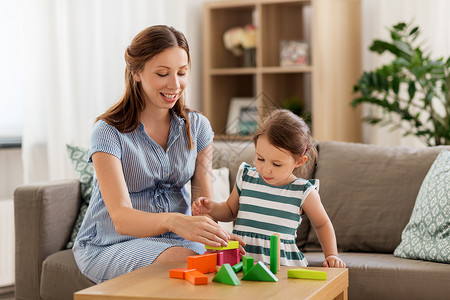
[160,92,179,103]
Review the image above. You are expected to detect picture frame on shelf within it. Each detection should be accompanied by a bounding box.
[280,40,309,67]
[226,98,259,136]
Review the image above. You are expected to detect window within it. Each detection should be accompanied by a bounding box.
[0,0,24,147]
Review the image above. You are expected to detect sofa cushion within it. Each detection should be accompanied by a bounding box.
[306,141,450,253]
[304,252,450,300]
[212,140,255,187]
[40,249,94,300]
[394,150,450,263]
[65,144,94,249]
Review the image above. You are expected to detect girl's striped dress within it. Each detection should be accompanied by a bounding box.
[232,162,319,267]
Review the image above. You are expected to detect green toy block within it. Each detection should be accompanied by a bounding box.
[242,255,254,276]
[270,234,279,274]
[232,261,243,273]
[205,240,239,251]
[212,264,241,286]
[241,261,278,282]
[287,268,327,280]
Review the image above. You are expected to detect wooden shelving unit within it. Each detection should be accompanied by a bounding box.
[203,0,362,142]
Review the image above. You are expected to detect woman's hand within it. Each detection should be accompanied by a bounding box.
[169,214,230,248]
[192,197,213,216]
[323,255,346,268]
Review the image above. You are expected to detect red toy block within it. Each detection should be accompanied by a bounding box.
[184,269,208,285]
[217,248,240,266]
[217,252,224,265]
[187,252,218,274]
[169,267,188,279]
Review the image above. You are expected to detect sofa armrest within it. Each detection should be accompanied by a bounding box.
[14,179,81,300]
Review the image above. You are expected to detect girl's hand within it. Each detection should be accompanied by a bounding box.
[323,255,346,268]
[229,234,246,256]
[192,197,212,216]
[170,214,230,248]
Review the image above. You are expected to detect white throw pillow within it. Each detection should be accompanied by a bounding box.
[185,167,233,233]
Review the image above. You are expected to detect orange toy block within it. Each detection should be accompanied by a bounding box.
[169,268,188,279]
[187,252,218,274]
[184,269,208,285]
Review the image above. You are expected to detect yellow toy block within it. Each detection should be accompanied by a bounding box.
[287,268,327,280]
[205,240,239,251]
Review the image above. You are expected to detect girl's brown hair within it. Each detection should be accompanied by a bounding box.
[253,109,317,177]
[97,25,194,148]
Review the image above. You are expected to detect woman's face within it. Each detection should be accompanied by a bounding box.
[135,46,189,110]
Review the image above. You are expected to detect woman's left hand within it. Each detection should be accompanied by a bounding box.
[323,255,346,268]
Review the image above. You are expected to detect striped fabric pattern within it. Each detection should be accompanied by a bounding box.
[73,111,214,283]
[232,162,319,267]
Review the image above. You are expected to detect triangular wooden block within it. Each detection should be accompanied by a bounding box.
[241,261,278,282]
[212,264,241,286]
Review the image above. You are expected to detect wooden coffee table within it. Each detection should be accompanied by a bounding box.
[74,263,348,300]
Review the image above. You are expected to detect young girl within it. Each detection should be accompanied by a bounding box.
[192,109,345,268]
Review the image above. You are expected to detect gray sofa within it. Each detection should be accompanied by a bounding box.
[14,140,450,300]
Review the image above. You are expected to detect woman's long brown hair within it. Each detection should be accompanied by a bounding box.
[96,25,194,149]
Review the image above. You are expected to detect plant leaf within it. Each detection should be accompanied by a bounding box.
[393,22,407,31]
[392,76,400,94]
[409,26,419,36]
[408,81,416,100]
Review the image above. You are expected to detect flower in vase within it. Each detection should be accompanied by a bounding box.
[223,24,257,56]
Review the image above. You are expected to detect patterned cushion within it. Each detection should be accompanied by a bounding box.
[66,144,94,249]
[394,150,450,263]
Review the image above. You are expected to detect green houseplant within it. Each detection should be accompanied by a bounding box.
[352,22,450,146]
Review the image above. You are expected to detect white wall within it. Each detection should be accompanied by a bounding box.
[0,149,23,200]
[0,149,21,288]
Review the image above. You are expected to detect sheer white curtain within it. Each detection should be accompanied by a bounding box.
[361,0,450,146]
[19,0,208,183]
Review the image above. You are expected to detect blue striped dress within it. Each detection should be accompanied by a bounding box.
[73,111,213,283]
[232,162,319,267]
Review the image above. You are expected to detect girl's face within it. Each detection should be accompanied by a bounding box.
[254,135,305,186]
[135,46,189,110]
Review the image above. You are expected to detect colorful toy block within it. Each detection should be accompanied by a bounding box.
[187,253,217,274]
[287,268,327,280]
[205,240,239,251]
[184,269,208,285]
[169,268,188,279]
[241,261,278,282]
[231,261,243,273]
[270,234,279,274]
[217,248,240,266]
[217,252,223,265]
[242,255,254,276]
[212,264,241,286]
